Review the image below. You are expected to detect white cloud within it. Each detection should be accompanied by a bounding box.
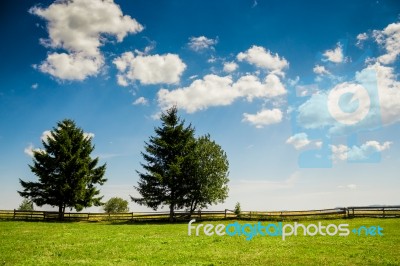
[41,130,53,143]
[30,0,143,80]
[24,144,45,157]
[242,109,283,128]
[295,84,319,97]
[83,132,95,140]
[223,61,238,73]
[356,63,400,126]
[286,133,322,150]
[313,65,331,75]
[188,36,218,52]
[113,52,186,85]
[323,43,344,63]
[39,52,104,81]
[237,45,289,75]
[286,133,311,150]
[31,83,38,89]
[157,73,286,113]
[373,22,400,64]
[133,97,148,105]
[331,140,392,162]
[356,33,368,47]
[234,74,286,100]
[24,144,35,157]
[157,75,236,113]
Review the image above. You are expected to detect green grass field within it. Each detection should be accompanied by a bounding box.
[1,218,399,265]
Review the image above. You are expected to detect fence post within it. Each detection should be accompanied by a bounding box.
[382,207,385,218]
[224,209,227,219]
[13,209,16,220]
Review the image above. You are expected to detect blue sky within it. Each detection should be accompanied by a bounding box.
[1,0,400,212]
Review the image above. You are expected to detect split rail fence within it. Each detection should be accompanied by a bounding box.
[0,206,399,222]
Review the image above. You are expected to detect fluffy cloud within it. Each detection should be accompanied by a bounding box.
[24,144,36,157]
[356,33,368,47]
[133,97,148,105]
[30,0,143,80]
[286,133,311,150]
[331,141,392,162]
[157,75,236,113]
[41,130,53,143]
[234,74,286,100]
[313,65,331,75]
[188,36,218,51]
[285,133,322,150]
[157,73,286,113]
[323,43,344,63]
[373,22,400,64]
[242,109,283,128]
[39,52,104,81]
[113,52,186,85]
[223,61,238,73]
[24,144,45,157]
[237,45,288,75]
[356,63,400,126]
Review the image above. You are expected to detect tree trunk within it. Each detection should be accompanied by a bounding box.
[58,204,64,220]
[188,199,197,220]
[169,203,174,222]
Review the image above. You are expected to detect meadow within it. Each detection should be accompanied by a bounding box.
[0,218,399,265]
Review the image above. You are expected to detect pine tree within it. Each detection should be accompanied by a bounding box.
[18,119,106,219]
[18,199,34,211]
[132,107,195,221]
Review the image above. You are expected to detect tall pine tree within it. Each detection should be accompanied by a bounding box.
[132,107,195,221]
[18,119,106,219]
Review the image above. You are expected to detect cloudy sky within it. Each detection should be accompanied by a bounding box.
[1,0,399,212]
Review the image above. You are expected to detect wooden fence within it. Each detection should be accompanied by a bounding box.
[0,206,399,222]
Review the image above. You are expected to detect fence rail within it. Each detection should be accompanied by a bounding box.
[1,206,399,222]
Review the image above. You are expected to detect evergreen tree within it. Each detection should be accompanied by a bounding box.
[18,119,106,219]
[132,107,195,221]
[18,199,34,211]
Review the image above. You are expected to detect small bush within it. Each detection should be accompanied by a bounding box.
[18,199,34,211]
[234,202,241,217]
[103,197,129,213]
